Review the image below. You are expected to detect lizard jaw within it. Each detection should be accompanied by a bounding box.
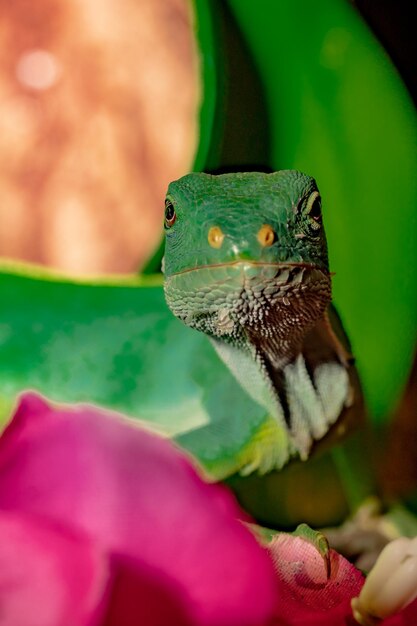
[164,261,331,365]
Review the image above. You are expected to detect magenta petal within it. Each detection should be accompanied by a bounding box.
[268,534,364,626]
[0,393,276,626]
[0,510,109,626]
[104,555,194,626]
[398,598,417,624]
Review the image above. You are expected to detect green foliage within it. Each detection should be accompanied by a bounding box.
[226,0,417,420]
[0,263,268,478]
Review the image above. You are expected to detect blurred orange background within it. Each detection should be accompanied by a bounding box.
[0,0,198,274]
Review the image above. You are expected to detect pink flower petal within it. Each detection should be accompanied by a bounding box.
[103,555,194,626]
[0,510,109,626]
[0,393,276,626]
[268,534,364,625]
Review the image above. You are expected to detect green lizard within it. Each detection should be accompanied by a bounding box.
[163,169,364,476]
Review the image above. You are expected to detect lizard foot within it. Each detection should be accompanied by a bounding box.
[249,521,331,576]
[292,523,331,577]
[237,415,294,476]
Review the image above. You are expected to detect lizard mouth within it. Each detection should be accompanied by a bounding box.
[169,260,328,278]
[164,261,332,346]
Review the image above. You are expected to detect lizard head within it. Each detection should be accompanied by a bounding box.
[163,170,331,360]
[163,170,328,274]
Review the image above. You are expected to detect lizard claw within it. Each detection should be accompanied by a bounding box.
[292,522,331,578]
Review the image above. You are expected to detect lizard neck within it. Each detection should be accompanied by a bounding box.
[165,262,356,467]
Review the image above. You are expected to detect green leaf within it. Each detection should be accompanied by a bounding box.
[0,262,267,478]
[0,262,361,525]
[227,0,417,421]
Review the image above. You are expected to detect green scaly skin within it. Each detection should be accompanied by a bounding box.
[163,170,362,476]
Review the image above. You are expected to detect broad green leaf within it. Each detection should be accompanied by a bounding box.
[227,0,417,421]
[0,263,362,525]
[192,0,218,172]
[0,262,267,477]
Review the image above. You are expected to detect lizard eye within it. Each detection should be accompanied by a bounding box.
[305,191,322,230]
[164,199,176,228]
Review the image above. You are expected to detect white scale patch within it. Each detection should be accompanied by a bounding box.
[216,307,236,335]
[284,355,350,459]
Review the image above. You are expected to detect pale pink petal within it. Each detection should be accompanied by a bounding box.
[0,393,276,626]
[0,510,109,626]
[268,534,364,625]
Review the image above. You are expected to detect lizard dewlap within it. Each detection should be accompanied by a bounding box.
[163,170,358,472]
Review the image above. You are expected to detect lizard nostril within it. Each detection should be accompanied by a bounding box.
[208,226,225,249]
[257,224,276,247]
